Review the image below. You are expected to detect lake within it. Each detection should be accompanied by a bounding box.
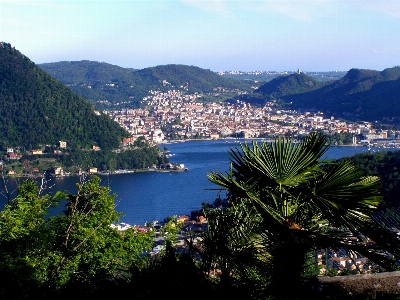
[0,139,388,225]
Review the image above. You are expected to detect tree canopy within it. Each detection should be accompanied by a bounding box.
[0,176,153,299]
[204,133,400,298]
[0,42,128,150]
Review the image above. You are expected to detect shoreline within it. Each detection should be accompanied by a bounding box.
[160,137,370,147]
[3,167,188,179]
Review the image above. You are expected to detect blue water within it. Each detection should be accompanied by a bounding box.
[0,140,390,225]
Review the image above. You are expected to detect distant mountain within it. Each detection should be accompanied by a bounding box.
[0,42,128,150]
[286,67,400,120]
[39,60,138,84]
[256,73,326,98]
[39,62,252,109]
[238,72,327,107]
[221,71,346,83]
[244,67,400,121]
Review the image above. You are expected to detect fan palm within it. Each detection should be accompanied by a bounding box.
[206,133,400,298]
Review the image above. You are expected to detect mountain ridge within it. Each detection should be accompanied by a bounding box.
[255,72,326,98]
[245,66,400,121]
[11,42,400,124]
[0,42,128,150]
[39,61,253,109]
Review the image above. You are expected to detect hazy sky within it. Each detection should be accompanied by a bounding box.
[1,0,399,72]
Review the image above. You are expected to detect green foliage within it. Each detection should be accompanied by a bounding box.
[345,150,400,209]
[198,199,270,298]
[128,246,218,300]
[0,43,128,150]
[159,216,182,248]
[256,73,325,99]
[323,132,356,145]
[39,60,138,85]
[0,176,153,299]
[14,142,166,174]
[203,133,400,299]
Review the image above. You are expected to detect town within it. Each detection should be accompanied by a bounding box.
[105,88,400,147]
[3,87,399,177]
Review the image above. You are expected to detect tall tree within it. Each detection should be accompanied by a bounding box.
[0,177,153,299]
[206,133,400,299]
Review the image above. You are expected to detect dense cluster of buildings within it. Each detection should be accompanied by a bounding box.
[104,89,399,147]
[217,70,290,76]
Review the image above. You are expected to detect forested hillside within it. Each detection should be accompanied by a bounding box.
[345,150,400,209]
[241,67,400,121]
[286,67,400,120]
[239,72,326,106]
[39,61,253,109]
[256,72,325,97]
[38,60,138,84]
[0,43,128,150]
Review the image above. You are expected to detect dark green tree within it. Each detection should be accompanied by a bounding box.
[0,177,153,299]
[205,133,400,299]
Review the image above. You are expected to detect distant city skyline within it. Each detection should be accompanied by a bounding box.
[1,0,399,72]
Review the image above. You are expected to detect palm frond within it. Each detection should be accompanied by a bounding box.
[205,132,399,277]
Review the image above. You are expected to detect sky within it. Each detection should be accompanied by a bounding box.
[1,0,400,72]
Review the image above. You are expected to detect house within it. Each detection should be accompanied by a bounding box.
[177,215,189,223]
[110,222,132,232]
[328,256,352,270]
[134,225,151,233]
[122,136,135,146]
[197,216,207,224]
[7,170,15,175]
[151,129,165,143]
[53,167,64,176]
[210,132,220,139]
[7,152,20,160]
[31,149,43,155]
[88,167,98,174]
[92,145,101,151]
[58,141,67,148]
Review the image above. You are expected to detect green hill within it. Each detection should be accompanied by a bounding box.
[39,62,253,109]
[238,72,327,106]
[0,42,128,151]
[286,67,400,120]
[255,72,325,98]
[38,60,138,84]
[244,67,400,121]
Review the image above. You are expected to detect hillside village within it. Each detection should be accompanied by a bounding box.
[106,89,399,147]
